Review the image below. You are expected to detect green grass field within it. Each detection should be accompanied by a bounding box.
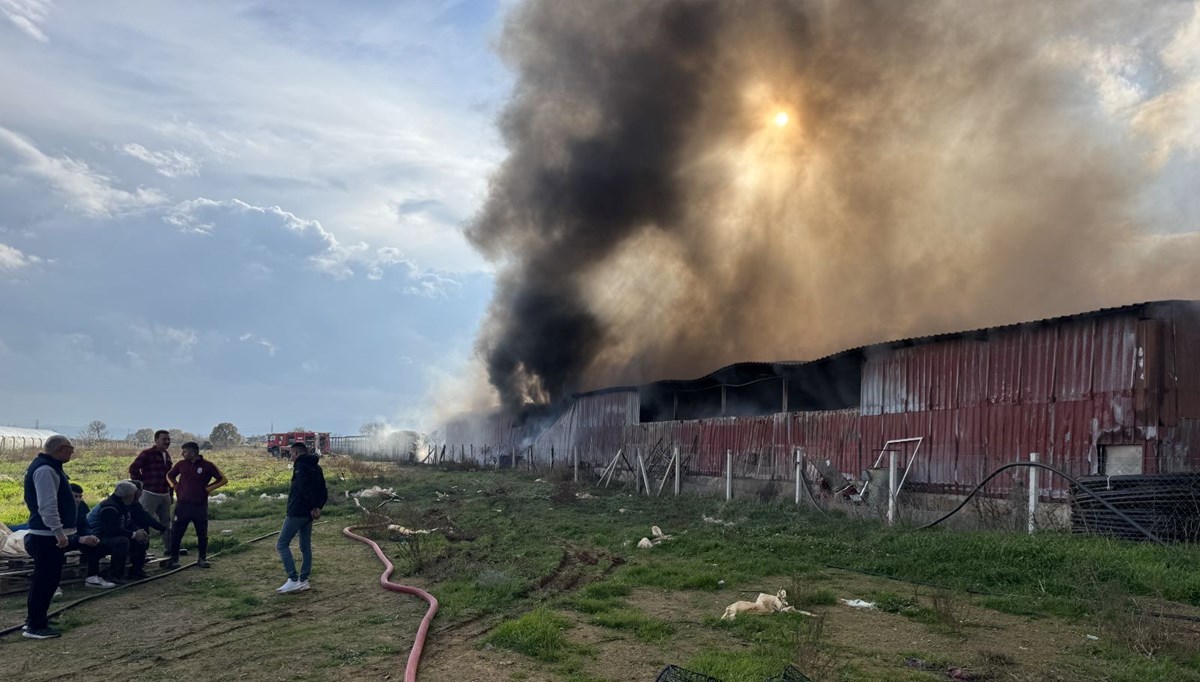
[5,455,1200,681]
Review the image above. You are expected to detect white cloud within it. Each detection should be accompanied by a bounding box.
[238,332,278,356]
[1,0,52,43]
[119,143,200,178]
[127,323,198,366]
[0,126,166,218]
[0,242,40,269]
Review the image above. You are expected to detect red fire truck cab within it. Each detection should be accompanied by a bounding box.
[267,432,331,457]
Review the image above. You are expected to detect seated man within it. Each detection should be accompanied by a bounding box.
[85,481,149,585]
[125,480,166,579]
[69,484,107,589]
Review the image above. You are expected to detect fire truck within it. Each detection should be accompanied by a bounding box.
[267,431,331,457]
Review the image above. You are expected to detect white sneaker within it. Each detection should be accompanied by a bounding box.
[52,587,63,599]
[276,579,300,593]
[294,580,311,592]
[85,575,116,589]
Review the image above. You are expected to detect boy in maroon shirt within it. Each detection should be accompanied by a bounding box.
[164,442,227,569]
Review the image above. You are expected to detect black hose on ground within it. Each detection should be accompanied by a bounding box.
[915,461,1167,546]
[0,522,329,637]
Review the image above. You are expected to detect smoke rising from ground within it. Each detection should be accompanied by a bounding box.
[468,0,1200,412]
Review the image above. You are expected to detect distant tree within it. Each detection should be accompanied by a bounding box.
[209,422,243,449]
[82,420,109,443]
[168,428,200,444]
[360,421,386,437]
[128,428,155,444]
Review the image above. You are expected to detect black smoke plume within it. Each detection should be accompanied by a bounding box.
[469,0,1200,412]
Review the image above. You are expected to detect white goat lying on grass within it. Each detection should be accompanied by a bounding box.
[721,589,815,620]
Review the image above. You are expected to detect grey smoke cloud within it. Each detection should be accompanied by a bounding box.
[469,0,1200,412]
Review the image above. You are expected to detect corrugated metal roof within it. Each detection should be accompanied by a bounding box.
[573,300,1186,398]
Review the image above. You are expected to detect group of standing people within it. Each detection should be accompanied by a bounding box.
[20,430,328,640]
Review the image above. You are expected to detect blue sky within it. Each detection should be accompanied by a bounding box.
[0,1,512,437]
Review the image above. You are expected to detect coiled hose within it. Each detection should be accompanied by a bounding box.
[342,525,438,682]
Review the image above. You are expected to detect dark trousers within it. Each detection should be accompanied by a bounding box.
[170,502,209,559]
[23,534,65,630]
[85,536,147,578]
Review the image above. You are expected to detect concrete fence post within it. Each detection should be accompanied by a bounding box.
[673,445,681,496]
[1028,452,1039,534]
[726,449,733,501]
[794,448,802,506]
[887,450,898,527]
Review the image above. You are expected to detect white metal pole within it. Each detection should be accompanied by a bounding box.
[726,449,733,501]
[573,446,578,483]
[1028,452,1039,534]
[794,448,801,506]
[639,453,651,496]
[673,445,681,496]
[888,450,898,527]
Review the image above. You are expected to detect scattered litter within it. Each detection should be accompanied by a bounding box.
[388,524,437,535]
[637,525,673,549]
[702,514,735,527]
[1086,634,1099,641]
[947,667,979,681]
[637,538,654,549]
[534,478,544,483]
[259,493,286,500]
[494,508,503,513]
[353,486,395,498]
[840,598,876,609]
[618,508,628,513]
[210,493,228,505]
[718,580,725,587]
[575,492,596,499]
[435,491,450,500]
[722,589,811,620]
[220,529,233,535]
[904,657,929,669]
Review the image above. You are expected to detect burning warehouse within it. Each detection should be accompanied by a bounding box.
[446,300,1200,503]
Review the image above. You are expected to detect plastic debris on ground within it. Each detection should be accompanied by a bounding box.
[701,514,735,526]
[353,486,395,498]
[259,493,286,500]
[840,598,876,609]
[210,493,228,504]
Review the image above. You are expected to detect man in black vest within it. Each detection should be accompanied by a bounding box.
[22,435,79,639]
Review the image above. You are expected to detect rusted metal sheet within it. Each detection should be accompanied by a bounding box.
[1019,326,1057,404]
[959,340,989,408]
[882,350,908,414]
[987,330,1022,405]
[1171,303,1200,419]
[1136,319,1163,428]
[1055,319,1095,401]
[1093,315,1137,394]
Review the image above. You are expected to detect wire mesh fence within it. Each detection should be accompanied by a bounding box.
[436,439,1200,543]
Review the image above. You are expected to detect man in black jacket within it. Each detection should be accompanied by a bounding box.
[86,481,150,584]
[275,442,327,594]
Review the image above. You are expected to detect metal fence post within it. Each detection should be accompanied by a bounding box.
[726,449,733,501]
[673,445,681,496]
[794,448,801,506]
[1028,452,1039,534]
[573,446,578,483]
[887,450,898,527]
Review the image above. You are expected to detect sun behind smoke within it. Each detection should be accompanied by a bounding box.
[774,111,789,127]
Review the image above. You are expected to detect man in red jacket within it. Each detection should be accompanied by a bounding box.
[128,430,174,556]
[164,442,227,569]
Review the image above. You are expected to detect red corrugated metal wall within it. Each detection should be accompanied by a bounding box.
[444,303,1200,495]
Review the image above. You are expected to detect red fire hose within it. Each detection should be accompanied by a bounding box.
[342,525,439,682]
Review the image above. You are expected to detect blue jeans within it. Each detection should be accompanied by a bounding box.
[276,516,313,581]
